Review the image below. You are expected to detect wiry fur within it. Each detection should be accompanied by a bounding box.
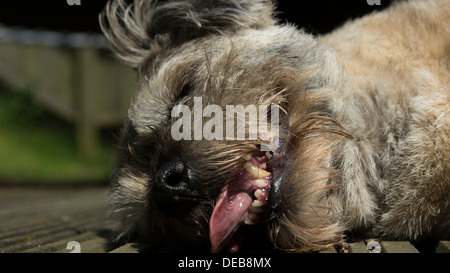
[101,0,450,252]
[100,0,275,69]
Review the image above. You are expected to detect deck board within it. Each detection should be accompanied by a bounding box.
[109,243,140,253]
[380,241,419,253]
[0,187,447,253]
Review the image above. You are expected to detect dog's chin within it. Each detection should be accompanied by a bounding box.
[209,142,287,253]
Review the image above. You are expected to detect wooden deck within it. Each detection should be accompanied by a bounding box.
[0,187,448,253]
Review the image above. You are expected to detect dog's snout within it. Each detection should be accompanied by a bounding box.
[152,160,199,216]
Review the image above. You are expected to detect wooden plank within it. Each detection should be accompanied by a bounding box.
[319,246,338,253]
[0,187,110,253]
[435,241,450,253]
[75,48,100,156]
[55,236,111,253]
[379,241,419,253]
[109,243,140,253]
[1,216,108,253]
[0,188,107,230]
[25,228,115,253]
[25,231,98,253]
[349,241,368,253]
[2,188,447,253]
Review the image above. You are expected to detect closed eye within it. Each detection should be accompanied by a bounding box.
[178,82,192,100]
[167,82,193,121]
[170,82,192,110]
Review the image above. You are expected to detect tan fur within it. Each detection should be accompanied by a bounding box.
[320,0,450,240]
[101,0,449,252]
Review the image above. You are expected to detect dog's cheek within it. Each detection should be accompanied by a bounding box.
[267,150,344,252]
[267,181,343,252]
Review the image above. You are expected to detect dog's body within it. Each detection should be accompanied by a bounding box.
[101,0,449,252]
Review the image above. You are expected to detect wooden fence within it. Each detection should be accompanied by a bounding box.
[0,27,136,155]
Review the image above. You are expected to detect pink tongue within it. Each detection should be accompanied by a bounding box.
[209,188,252,253]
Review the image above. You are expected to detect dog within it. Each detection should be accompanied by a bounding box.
[100,0,449,252]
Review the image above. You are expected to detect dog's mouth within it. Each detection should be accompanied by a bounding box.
[209,143,286,253]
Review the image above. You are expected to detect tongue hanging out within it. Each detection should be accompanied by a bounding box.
[209,156,271,253]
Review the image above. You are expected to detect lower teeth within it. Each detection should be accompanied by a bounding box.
[244,218,256,225]
[249,213,260,221]
[241,155,272,225]
[254,189,262,198]
[252,200,264,207]
[245,213,261,225]
[252,206,264,213]
[244,199,266,225]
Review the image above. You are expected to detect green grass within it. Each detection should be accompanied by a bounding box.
[0,85,116,185]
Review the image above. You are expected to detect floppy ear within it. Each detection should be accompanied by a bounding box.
[100,0,275,70]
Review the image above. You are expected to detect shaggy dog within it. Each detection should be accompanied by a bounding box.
[100,0,449,252]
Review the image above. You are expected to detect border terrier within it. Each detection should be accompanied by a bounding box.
[100,0,449,252]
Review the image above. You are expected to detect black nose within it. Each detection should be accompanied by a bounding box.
[157,160,189,193]
[152,160,199,216]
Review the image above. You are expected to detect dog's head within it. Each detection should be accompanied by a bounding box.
[101,0,350,252]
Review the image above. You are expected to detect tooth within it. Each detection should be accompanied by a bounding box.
[242,154,252,161]
[249,213,260,221]
[254,189,262,199]
[251,206,264,213]
[252,200,264,208]
[265,151,273,159]
[255,179,268,188]
[244,162,270,178]
[244,218,256,225]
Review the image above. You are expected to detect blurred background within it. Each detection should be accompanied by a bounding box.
[0,0,392,187]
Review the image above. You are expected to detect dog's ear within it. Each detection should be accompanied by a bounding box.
[100,0,275,70]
